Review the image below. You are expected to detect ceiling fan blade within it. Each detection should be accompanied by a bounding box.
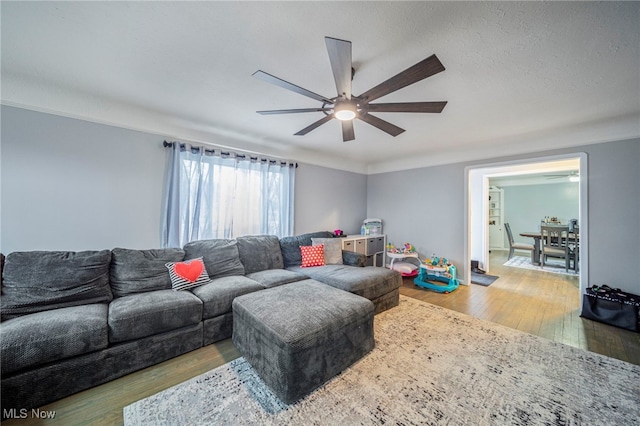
[253,70,333,104]
[367,101,447,113]
[325,36,352,100]
[341,120,355,142]
[359,55,445,103]
[294,115,334,136]
[358,113,405,137]
[257,108,333,115]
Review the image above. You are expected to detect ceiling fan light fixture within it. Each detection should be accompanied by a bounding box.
[333,102,357,121]
[254,37,447,141]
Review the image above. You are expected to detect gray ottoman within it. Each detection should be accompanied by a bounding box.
[232,279,375,404]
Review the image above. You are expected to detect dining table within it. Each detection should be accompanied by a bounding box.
[520,225,579,268]
[519,231,542,265]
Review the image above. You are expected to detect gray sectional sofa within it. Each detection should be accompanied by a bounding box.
[0,231,401,412]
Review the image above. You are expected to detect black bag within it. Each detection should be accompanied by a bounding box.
[581,285,640,332]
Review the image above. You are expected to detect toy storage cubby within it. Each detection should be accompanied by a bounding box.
[342,235,386,267]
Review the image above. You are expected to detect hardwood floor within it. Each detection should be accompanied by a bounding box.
[5,251,639,425]
[3,340,242,426]
[401,250,640,365]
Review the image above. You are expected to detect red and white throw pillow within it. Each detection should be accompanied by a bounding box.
[300,245,325,268]
[165,257,210,291]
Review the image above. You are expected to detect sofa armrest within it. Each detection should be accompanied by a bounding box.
[342,250,367,267]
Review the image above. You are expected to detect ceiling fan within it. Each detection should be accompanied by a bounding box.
[253,36,447,142]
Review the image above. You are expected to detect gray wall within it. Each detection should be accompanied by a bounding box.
[294,163,367,236]
[0,106,367,252]
[366,163,466,264]
[503,182,579,247]
[1,106,166,251]
[368,139,640,294]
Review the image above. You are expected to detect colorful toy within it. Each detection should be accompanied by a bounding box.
[386,242,420,277]
[403,243,415,253]
[414,255,459,293]
[386,242,418,255]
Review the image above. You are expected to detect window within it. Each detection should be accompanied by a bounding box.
[162,143,294,247]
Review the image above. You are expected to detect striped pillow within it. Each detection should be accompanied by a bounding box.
[165,257,210,291]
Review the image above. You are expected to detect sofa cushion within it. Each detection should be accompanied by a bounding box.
[1,253,5,287]
[190,275,264,319]
[1,304,109,376]
[183,239,245,279]
[236,235,284,274]
[279,231,334,267]
[108,290,202,343]
[245,269,308,289]
[286,265,402,301]
[110,248,185,297]
[342,250,368,267]
[312,237,344,265]
[1,250,113,320]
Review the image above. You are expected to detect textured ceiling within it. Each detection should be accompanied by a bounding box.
[2,2,638,174]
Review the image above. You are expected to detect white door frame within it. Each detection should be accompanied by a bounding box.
[464,152,588,297]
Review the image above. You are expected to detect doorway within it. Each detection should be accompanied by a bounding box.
[464,153,588,296]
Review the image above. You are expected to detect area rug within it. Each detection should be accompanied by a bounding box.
[124,296,639,425]
[471,272,499,286]
[504,255,578,276]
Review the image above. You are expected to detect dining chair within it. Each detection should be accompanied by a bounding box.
[540,225,570,272]
[504,223,535,262]
[568,226,579,272]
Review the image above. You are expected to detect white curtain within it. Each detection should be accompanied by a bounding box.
[161,143,295,248]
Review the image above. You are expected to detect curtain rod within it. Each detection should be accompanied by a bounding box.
[163,140,297,168]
